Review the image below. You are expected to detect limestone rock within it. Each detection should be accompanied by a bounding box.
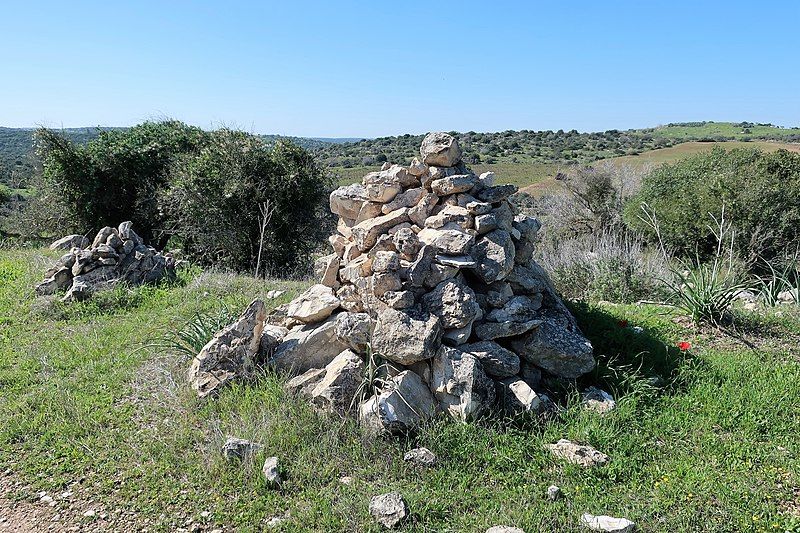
[582,387,616,414]
[423,278,480,329]
[474,319,541,341]
[580,514,636,533]
[431,174,477,196]
[49,234,89,250]
[496,377,542,414]
[431,346,495,421]
[189,299,267,398]
[547,485,561,501]
[222,436,262,461]
[462,340,520,378]
[260,325,288,359]
[476,184,518,203]
[486,294,542,323]
[472,229,515,283]
[286,284,340,324]
[418,228,474,255]
[369,492,409,529]
[403,447,436,466]
[262,456,282,487]
[309,350,364,412]
[486,527,525,533]
[359,370,438,433]
[510,319,594,379]
[271,314,350,375]
[546,439,609,467]
[351,208,409,252]
[334,312,373,353]
[420,132,462,167]
[371,307,441,365]
[315,254,340,288]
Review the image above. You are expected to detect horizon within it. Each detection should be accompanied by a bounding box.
[2,1,799,137]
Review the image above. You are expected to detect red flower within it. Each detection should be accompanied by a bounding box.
[677,341,691,351]
[617,320,629,328]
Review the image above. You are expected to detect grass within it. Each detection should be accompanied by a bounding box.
[649,122,800,141]
[1,248,800,531]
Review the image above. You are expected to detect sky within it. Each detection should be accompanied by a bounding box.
[2,0,799,138]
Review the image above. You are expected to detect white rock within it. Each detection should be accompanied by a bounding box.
[262,456,282,486]
[286,284,340,324]
[546,439,609,467]
[369,492,409,528]
[580,513,636,532]
[582,387,616,414]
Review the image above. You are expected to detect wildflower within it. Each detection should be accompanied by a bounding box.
[678,341,691,351]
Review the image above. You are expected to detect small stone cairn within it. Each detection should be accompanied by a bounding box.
[36,222,175,302]
[190,133,595,431]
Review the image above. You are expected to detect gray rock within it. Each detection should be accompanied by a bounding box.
[334,312,373,353]
[582,387,616,414]
[49,234,89,251]
[474,319,541,341]
[510,319,594,379]
[580,514,636,532]
[431,346,495,421]
[91,227,116,248]
[423,278,481,329]
[486,527,525,533]
[260,325,289,359]
[369,492,409,529]
[287,284,340,324]
[472,230,515,283]
[188,299,267,398]
[476,184,518,203]
[315,254,340,288]
[431,174,477,196]
[272,314,350,375]
[547,485,561,501]
[403,447,436,466]
[359,370,438,433]
[371,307,441,365]
[309,350,364,412]
[420,132,462,167]
[546,439,609,467]
[496,377,543,415]
[462,340,520,378]
[417,228,475,255]
[434,254,476,268]
[262,456,282,487]
[351,208,410,252]
[222,436,262,461]
[330,184,368,219]
[486,294,542,323]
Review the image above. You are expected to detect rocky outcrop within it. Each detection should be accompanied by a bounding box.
[36,222,175,302]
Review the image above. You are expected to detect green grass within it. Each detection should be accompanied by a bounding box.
[1,248,800,531]
[649,122,800,141]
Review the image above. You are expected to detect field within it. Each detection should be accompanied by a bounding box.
[2,248,800,531]
[647,123,800,141]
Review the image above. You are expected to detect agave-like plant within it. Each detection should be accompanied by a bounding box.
[156,307,238,360]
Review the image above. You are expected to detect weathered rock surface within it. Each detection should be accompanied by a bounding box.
[308,349,364,412]
[271,314,349,375]
[286,284,340,324]
[580,513,636,532]
[262,456,282,487]
[404,447,437,466]
[547,439,609,467]
[371,307,442,365]
[189,299,267,398]
[360,370,438,433]
[420,132,462,167]
[431,346,495,421]
[222,436,262,461]
[369,492,409,529]
[49,234,89,250]
[582,387,616,414]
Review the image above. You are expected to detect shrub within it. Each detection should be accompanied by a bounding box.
[535,230,669,303]
[162,130,333,274]
[625,147,800,264]
[0,183,10,205]
[35,122,207,243]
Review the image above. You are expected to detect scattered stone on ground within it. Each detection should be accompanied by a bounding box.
[194,133,597,429]
[221,436,263,461]
[582,387,616,414]
[262,456,282,487]
[486,527,525,533]
[547,439,609,467]
[369,492,409,529]
[36,222,175,302]
[580,513,636,532]
[403,447,437,466]
[547,485,562,501]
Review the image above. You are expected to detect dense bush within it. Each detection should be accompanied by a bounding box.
[35,122,208,243]
[162,130,332,274]
[625,147,800,264]
[31,122,332,274]
[0,184,10,205]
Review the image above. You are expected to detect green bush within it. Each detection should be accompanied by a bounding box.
[35,122,207,243]
[0,184,10,205]
[625,147,800,264]
[33,122,332,274]
[162,130,332,273]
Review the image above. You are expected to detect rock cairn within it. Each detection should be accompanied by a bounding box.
[36,222,175,302]
[191,133,595,431]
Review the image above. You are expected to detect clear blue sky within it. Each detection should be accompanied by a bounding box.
[2,0,798,137]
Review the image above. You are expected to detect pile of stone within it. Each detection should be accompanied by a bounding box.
[36,222,175,302]
[190,133,595,431]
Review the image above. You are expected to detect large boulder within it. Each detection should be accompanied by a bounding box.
[371,307,442,365]
[420,132,462,167]
[49,234,89,251]
[510,318,594,379]
[189,299,267,398]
